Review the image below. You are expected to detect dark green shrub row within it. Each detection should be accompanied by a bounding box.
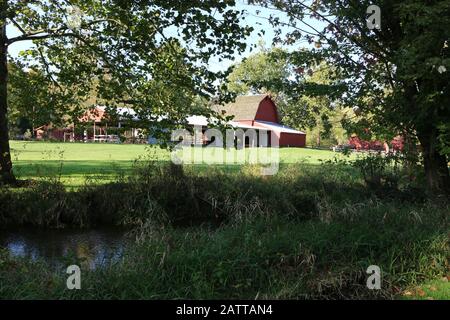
[0,161,432,229]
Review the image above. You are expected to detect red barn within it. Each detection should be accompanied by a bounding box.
[348,134,405,153]
[214,95,306,147]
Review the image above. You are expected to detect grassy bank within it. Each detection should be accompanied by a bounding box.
[0,201,448,299]
[0,158,448,299]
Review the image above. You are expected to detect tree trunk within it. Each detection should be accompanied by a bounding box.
[418,129,450,194]
[0,6,15,184]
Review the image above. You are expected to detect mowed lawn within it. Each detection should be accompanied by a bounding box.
[10,141,353,186]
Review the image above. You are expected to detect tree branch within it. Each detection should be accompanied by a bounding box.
[7,19,122,45]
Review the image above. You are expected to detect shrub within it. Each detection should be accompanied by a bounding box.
[0,160,432,229]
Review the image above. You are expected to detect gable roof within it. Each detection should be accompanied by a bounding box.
[79,106,108,123]
[213,95,269,121]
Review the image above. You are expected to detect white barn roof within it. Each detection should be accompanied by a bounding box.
[255,121,306,135]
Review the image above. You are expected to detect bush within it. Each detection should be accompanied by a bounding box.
[352,152,425,193]
[0,159,432,229]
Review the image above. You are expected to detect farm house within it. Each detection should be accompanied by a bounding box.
[212,95,306,148]
[182,95,306,148]
[79,95,307,148]
[33,95,306,147]
[77,106,145,143]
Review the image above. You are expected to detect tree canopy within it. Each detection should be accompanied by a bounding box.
[250,0,450,192]
[0,0,252,182]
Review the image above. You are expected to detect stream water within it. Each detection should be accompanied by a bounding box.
[0,227,129,270]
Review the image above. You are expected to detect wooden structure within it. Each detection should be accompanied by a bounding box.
[213,95,306,147]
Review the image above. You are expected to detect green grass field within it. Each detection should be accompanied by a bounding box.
[10,141,353,186]
[10,141,167,185]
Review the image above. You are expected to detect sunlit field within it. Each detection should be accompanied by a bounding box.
[10,141,354,187]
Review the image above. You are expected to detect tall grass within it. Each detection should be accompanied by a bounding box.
[0,160,448,299]
[0,159,434,228]
[0,204,447,299]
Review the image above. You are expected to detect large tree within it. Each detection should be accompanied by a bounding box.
[251,0,450,193]
[0,0,252,183]
[8,60,66,136]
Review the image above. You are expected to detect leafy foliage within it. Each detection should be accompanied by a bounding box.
[250,0,450,192]
[0,1,254,181]
[7,0,253,123]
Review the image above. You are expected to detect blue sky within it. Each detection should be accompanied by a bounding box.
[7,1,324,72]
[208,0,287,72]
[209,0,325,72]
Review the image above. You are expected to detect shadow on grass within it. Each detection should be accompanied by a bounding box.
[13,160,354,186]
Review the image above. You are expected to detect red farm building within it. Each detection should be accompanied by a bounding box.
[33,95,306,147]
[348,134,405,153]
[211,95,306,148]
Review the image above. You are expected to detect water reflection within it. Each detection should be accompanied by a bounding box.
[0,228,129,270]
